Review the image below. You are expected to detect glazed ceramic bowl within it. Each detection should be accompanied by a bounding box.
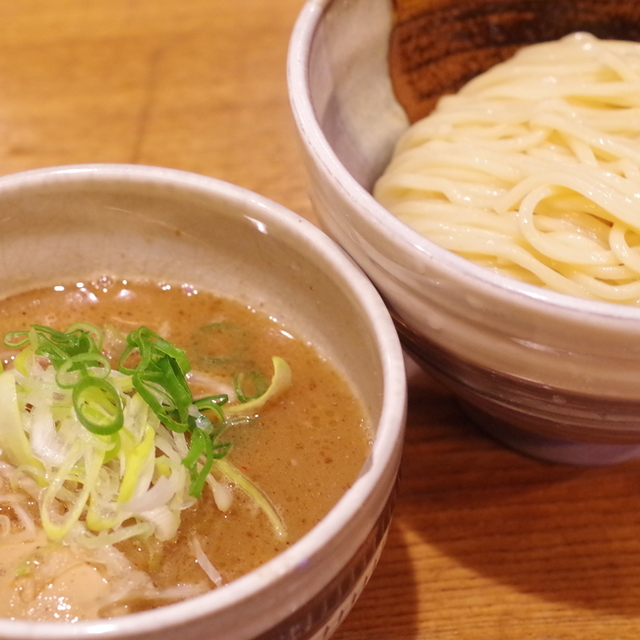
[288,0,640,464]
[0,164,406,640]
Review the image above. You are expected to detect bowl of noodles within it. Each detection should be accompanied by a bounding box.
[288,0,640,464]
[0,164,406,639]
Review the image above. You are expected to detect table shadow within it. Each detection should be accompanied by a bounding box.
[401,358,640,618]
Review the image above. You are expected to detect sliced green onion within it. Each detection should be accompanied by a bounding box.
[117,425,156,503]
[56,352,111,388]
[194,395,228,422]
[66,322,103,351]
[73,376,124,435]
[234,371,267,403]
[184,428,214,498]
[2,321,293,543]
[216,459,287,539]
[3,331,31,349]
[226,357,291,416]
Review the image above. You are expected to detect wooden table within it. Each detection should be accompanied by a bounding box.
[2,1,640,638]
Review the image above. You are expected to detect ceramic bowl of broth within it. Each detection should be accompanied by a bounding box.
[0,164,406,639]
[287,0,640,465]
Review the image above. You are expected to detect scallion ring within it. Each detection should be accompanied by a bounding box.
[56,352,112,389]
[72,376,124,435]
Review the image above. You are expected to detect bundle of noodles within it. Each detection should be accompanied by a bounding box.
[374,32,640,304]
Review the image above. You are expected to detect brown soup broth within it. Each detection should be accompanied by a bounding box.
[0,278,371,608]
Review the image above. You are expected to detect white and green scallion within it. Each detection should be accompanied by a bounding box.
[0,323,290,559]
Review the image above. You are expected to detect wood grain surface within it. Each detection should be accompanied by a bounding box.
[1,1,640,638]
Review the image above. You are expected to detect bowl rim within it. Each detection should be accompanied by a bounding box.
[0,163,407,638]
[286,0,640,323]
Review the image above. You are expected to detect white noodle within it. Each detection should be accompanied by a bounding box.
[374,32,640,304]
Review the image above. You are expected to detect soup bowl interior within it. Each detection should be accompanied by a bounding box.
[288,0,640,464]
[0,164,406,640]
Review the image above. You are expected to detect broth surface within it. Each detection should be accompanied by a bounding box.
[0,278,371,621]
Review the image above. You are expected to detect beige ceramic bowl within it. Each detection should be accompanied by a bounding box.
[288,0,640,465]
[0,164,406,640]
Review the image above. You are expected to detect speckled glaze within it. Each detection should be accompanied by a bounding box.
[287,0,640,464]
[0,164,406,640]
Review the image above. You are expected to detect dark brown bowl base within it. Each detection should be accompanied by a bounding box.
[395,316,640,465]
[390,0,640,122]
